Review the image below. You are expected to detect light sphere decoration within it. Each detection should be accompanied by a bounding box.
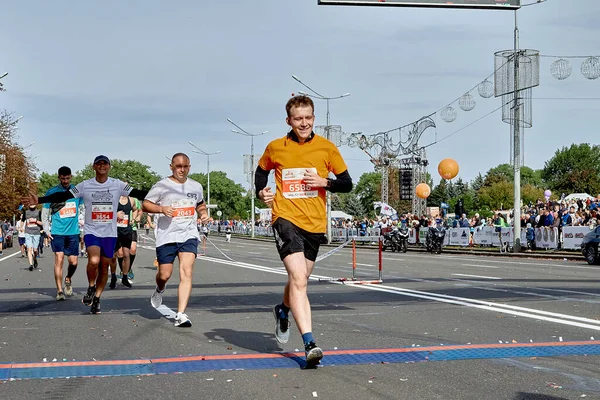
[415,183,431,199]
[477,79,494,98]
[550,58,572,80]
[440,106,457,123]
[438,158,459,180]
[581,56,600,80]
[458,93,476,111]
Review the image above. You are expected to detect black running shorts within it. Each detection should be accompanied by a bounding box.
[115,232,133,250]
[272,218,325,262]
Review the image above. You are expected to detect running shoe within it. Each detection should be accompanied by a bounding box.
[90,296,101,314]
[150,286,164,308]
[273,305,290,344]
[56,291,65,301]
[109,274,117,289]
[82,286,95,306]
[64,279,73,296]
[174,312,192,328]
[304,342,323,368]
[121,276,132,288]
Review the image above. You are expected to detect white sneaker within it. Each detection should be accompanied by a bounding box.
[150,286,164,308]
[174,312,192,328]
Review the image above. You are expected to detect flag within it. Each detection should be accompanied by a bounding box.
[254,206,261,214]
[373,201,397,217]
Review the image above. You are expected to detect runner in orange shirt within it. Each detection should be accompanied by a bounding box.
[255,95,353,367]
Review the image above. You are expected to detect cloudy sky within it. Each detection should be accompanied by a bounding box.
[1,0,598,190]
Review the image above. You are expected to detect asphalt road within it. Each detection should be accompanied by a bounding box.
[1,233,599,400]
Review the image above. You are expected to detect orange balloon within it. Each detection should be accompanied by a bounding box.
[438,158,459,180]
[415,183,431,199]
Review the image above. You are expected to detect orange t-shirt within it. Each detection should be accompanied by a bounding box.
[258,134,348,233]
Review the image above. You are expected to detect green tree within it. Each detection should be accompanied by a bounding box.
[37,172,58,196]
[471,173,485,192]
[188,171,249,219]
[477,180,513,211]
[520,166,543,187]
[344,195,365,218]
[485,164,513,185]
[428,179,448,207]
[354,172,381,217]
[73,159,161,188]
[521,184,544,207]
[541,143,600,195]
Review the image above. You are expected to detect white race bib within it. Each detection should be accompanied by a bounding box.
[59,202,77,219]
[117,213,129,228]
[171,199,195,220]
[282,168,318,199]
[91,204,113,223]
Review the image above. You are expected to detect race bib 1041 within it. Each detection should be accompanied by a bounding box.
[171,198,196,220]
[282,168,318,199]
[91,204,113,223]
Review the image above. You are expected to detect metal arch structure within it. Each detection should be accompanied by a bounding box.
[341,116,435,216]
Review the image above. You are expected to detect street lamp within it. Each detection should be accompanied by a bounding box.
[292,75,351,243]
[189,141,220,219]
[226,118,268,239]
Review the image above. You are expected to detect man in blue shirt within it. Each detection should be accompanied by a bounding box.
[42,166,82,301]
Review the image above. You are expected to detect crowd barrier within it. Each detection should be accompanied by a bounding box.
[207,223,592,250]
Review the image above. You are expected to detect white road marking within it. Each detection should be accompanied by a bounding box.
[461,264,500,269]
[0,250,21,262]
[155,304,177,319]
[452,274,502,280]
[247,252,262,255]
[200,255,600,332]
[350,262,375,267]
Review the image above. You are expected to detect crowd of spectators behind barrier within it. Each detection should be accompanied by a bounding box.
[189,196,599,251]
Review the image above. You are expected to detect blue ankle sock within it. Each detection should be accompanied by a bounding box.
[278,303,290,318]
[302,332,314,345]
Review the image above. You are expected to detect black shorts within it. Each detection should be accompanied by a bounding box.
[272,218,325,262]
[131,230,138,242]
[115,232,133,250]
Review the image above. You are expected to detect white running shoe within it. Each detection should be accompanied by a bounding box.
[150,286,164,308]
[174,312,192,328]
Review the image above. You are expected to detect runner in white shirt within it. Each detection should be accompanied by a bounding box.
[23,155,149,314]
[143,152,209,328]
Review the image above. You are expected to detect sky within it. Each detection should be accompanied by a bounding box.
[1,0,598,191]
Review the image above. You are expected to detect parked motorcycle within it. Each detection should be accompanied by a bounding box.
[426,225,446,254]
[382,229,398,252]
[396,225,409,253]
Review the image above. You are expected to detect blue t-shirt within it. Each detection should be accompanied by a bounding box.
[43,184,82,236]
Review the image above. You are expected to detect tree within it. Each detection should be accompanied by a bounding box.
[37,172,58,196]
[72,159,162,188]
[0,110,37,220]
[477,180,514,211]
[354,172,381,217]
[471,173,485,192]
[521,184,544,207]
[188,171,249,219]
[541,143,600,195]
[485,164,513,185]
[520,166,543,187]
[428,179,448,207]
[344,195,365,218]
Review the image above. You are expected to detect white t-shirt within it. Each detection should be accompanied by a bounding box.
[145,177,204,247]
[71,178,133,238]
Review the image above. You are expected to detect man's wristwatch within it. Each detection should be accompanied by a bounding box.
[325,178,333,189]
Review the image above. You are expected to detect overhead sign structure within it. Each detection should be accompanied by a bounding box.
[318,0,520,9]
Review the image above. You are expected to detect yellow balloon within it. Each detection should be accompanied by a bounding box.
[438,158,459,180]
[415,183,431,199]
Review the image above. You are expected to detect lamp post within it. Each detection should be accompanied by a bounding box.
[511,0,547,252]
[226,118,268,238]
[189,141,220,219]
[292,75,350,243]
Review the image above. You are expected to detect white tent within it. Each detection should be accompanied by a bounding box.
[331,210,353,220]
[564,193,595,201]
